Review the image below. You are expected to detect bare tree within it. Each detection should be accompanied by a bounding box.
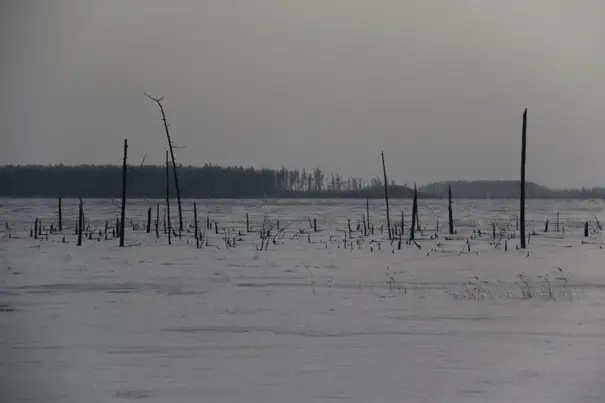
[520,108,528,249]
[145,92,184,233]
[448,184,454,235]
[381,150,392,240]
[119,139,128,247]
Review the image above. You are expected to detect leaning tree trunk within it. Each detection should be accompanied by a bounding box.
[381,150,392,240]
[145,93,184,234]
[520,109,527,249]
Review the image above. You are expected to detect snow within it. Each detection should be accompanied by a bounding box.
[3,198,605,402]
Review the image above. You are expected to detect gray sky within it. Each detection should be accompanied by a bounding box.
[2,0,605,188]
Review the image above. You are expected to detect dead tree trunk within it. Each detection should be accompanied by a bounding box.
[520,108,527,249]
[58,196,62,232]
[366,197,370,231]
[416,199,421,231]
[410,184,418,241]
[119,139,128,247]
[194,201,199,248]
[165,151,172,246]
[381,150,392,240]
[77,197,83,246]
[448,184,454,235]
[155,202,160,238]
[145,93,184,233]
[146,206,152,233]
[400,211,404,239]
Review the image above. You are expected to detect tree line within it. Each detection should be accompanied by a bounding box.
[0,164,416,199]
[419,180,605,199]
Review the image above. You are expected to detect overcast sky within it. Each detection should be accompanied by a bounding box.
[2,1,605,187]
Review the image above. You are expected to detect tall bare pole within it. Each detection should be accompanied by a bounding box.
[119,139,128,247]
[448,184,454,235]
[366,196,370,231]
[58,196,62,232]
[381,150,392,240]
[77,197,83,246]
[520,109,527,249]
[145,93,184,233]
[410,184,418,241]
[146,207,152,233]
[194,201,199,248]
[165,151,172,246]
[155,202,160,238]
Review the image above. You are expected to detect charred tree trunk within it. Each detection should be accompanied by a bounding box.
[58,196,63,232]
[410,184,418,241]
[194,201,199,248]
[77,197,83,246]
[155,202,160,238]
[381,151,392,240]
[145,93,184,233]
[146,206,152,233]
[165,151,172,246]
[520,108,527,249]
[401,211,404,239]
[448,184,454,235]
[366,197,370,231]
[119,139,128,247]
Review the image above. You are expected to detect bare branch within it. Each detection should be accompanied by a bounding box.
[144,92,165,103]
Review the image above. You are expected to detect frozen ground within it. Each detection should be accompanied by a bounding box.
[3,198,605,402]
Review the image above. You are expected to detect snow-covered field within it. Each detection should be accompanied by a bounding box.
[3,198,605,402]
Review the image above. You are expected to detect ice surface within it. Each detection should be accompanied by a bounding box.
[2,198,605,402]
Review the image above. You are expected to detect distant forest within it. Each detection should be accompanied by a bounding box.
[420,180,605,199]
[2,166,604,199]
[0,165,418,199]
